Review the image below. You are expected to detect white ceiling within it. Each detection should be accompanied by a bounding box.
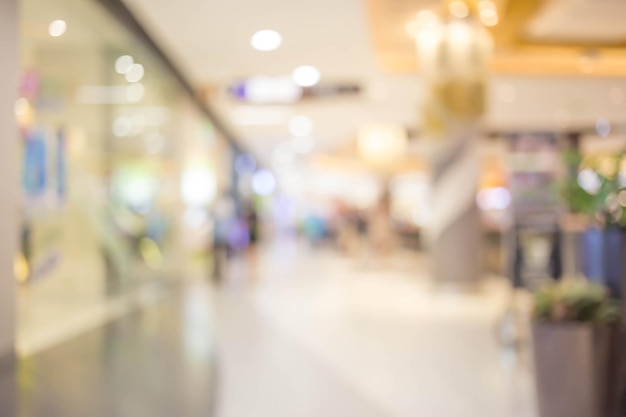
[526,0,626,44]
[124,0,626,163]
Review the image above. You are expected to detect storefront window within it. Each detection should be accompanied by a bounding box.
[17,0,230,352]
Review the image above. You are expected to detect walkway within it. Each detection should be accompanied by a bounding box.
[1,240,536,417]
[214,240,536,417]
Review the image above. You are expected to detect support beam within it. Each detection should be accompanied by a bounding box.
[0,0,19,360]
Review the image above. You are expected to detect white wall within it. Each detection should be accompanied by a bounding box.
[0,0,18,358]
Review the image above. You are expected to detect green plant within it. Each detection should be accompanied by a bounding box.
[533,281,620,323]
[560,149,626,227]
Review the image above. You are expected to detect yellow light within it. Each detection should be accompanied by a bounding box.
[14,253,30,284]
[480,9,499,26]
[449,1,469,18]
[139,238,163,270]
[357,124,408,167]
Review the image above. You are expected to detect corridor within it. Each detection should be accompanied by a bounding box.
[1,240,536,417]
[213,240,537,417]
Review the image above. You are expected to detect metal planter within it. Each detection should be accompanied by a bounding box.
[532,323,621,417]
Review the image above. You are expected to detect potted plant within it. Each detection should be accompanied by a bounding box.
[532,281,621,417]
[560,149,626,298]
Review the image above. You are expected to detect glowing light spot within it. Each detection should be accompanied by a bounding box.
[251,30,282,51]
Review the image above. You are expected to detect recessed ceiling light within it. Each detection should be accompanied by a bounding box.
[292,66,321,87]
[251,30,282,51]
[48,20,67,37]
[115,55,134,74]
[125,63,144,83]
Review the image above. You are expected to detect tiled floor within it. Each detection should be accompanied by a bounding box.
[214,239,537,417]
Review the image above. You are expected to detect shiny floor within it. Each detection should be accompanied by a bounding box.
[1,283,216,417]
[214,240,536,417]
[2,240,537,417]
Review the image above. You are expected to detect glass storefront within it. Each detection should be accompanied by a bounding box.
[17,0,231,353]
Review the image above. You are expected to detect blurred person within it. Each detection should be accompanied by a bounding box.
[243,200,261,278]
[367,190,395,262]
[211,191,235,283]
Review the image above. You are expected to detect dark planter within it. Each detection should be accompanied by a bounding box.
[532,323,621,417]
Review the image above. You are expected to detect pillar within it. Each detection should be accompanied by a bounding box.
[0,0,19,360]
[413,5,492,288]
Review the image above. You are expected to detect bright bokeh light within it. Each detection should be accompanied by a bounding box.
[120,175,157,207]
[595,118,611,137]
[292,66,321,87]
[250,30,282,51]
[449,1,469,18]
[292,136,315,154]
[126,83,145,102]
[476,187,511,211]
[578,169,602,194]
[480,9,499,26]
[48,20,67,37]
[478,1,499,26]
[357,124,407,166]
[181,167,217,206]
[115,55,134,74]
[252,169,276,196]
[125,63,145,83]
[14,98,29,117]
[289,115,314,137]
[407,10,439,37]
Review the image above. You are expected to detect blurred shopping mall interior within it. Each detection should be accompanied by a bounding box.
[3,0,626,416]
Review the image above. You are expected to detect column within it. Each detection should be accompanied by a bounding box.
[413,4,492,288]
[0,0,19,359]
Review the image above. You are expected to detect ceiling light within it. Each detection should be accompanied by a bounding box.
[251,30,282,51]
[292,66,320,87]
[125,63,144,83]
[115,55,134,74]
[449,1,469,18]
[480,9,499,26]
[289,115,313,137]
[48,20,67,37]
[252,170,276,196]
